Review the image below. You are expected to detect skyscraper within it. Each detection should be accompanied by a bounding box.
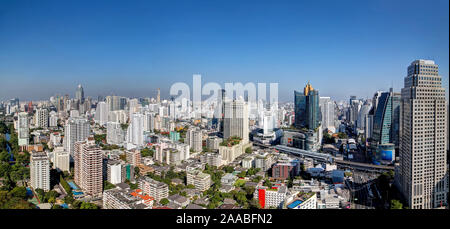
[35,108,49,128]
[94,101,109,126]
[75,84,84,103]
[17,112,29,146]
[319,97,335,132]
[126,113,145,147]
[217,89,226,131]
[370,89,400,163]
[294,82,321,130]
[157,88,161,104]
[74,140,103,195]
[223,98,249,143]
[63,117,90,158]
[106,96,127,111]
[396,59,448,209]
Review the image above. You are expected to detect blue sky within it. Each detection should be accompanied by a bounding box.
[0,0,448,102]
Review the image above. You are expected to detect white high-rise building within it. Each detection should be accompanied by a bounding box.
[52,147,70,172]
[357,100,372,133]
[107,122,125,145]
[17,112,29,146]
[319,97,335,132]
[35,108,49,128]
[30,151,50,191]
[223,99,249,143]
[126,113,145,147]
[143,112,155,132]
[95,101,109,126]
[63,117,90,158]
[49,111,58,127]
[185,127,202,152]
[107,161,123,185]
[108,110,128,124]
[397,59,448,209]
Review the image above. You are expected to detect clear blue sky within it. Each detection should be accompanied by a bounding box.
[0,0,448,102]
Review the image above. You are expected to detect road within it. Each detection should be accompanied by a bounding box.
[348,172,381,209]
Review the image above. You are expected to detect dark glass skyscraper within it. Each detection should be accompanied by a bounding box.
[294,82,321,130]
[370,88,400,163]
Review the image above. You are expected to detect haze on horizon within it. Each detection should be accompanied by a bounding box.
[0,0,448,103]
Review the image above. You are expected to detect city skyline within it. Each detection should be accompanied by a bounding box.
[0,0,449,102]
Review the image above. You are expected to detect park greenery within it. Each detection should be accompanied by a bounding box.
[0,186,35,209]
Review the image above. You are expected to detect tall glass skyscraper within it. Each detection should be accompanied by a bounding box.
[294,82,321,130]
[370,88,401,163]
[75,84,84,103]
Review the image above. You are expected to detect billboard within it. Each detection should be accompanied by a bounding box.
[379,144,395,162]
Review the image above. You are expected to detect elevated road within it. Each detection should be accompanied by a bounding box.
[335,159,394,172]
[258,143,394,173]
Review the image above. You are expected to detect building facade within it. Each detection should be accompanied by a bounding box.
[397,60,448,209]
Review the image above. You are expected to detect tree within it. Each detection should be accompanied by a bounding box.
[80,202,99,209]
[245,147,252,154]
[390,199,403,209]
[160,198,169,206]
[222,166,234,173]
[52,204,63,209]
[103,181,116,190]
[141,148,154,157]
[134,167,141,177]
[249,198,261,209]
[10,186,27,199]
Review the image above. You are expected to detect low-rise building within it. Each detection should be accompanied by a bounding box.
[103,186,153,209]
[286,192,317,209]
[187,168,211,192]
[138,176,169,202]
[254,185,288,209]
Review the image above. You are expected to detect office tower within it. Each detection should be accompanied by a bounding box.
[75,84,85,103]
[63,117,90,157]
[74,140,103,195]
[217,89,226,131]
[106,122,125,145]
[370,89,401,163]
[10,97,19,107]
[397,60,448,209]
[157,88,161,104]
[294,82,321,130]
[95,101,109,126]
[223,99,249,143]
[357,100,372,132]
[17,112,29,146]
[52,147,70,172]
[35,108,49,128]
[106,95,126,111]
[30,151,50,191]
[168,102,176,120]
[319,97,335,132]
[126,113,144,147]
